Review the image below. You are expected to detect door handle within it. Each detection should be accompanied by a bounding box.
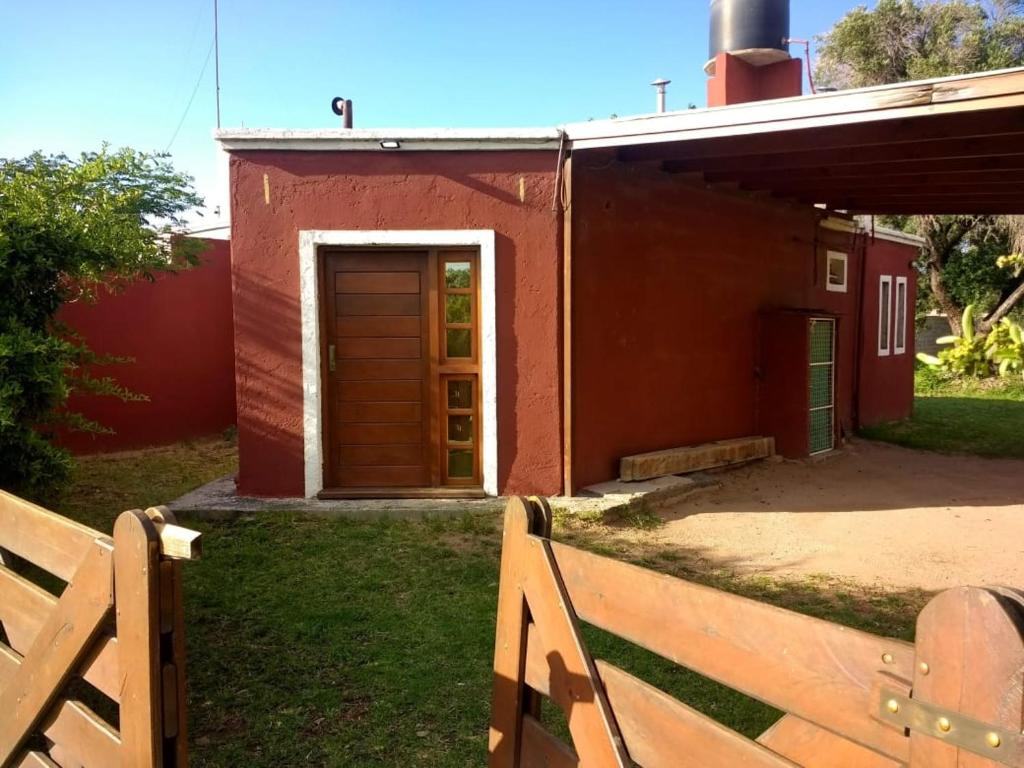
[328,344,336,372]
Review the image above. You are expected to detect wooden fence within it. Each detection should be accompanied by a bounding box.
[0,490,201,768]
[489,496,1024,767]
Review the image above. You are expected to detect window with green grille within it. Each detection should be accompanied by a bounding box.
[808,318,835,454]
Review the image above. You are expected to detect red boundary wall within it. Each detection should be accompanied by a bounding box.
[57,238,237,454]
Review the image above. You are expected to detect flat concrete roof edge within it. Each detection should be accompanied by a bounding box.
[215,127,563,151]
[823,216,927,247]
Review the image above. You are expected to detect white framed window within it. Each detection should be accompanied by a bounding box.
[878,275,892,356]
[894,276,908,355]
[826,251,848,293]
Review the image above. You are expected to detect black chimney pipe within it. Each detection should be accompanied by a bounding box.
[331,97,354,129]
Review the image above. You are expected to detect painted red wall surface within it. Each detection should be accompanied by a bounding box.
[757,310,816,458]
[228,150,563,497]
[58,239,236,453]
[569,153,861,489]
[858,238,918,426]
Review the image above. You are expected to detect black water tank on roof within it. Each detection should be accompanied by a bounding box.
[709,0,790,61]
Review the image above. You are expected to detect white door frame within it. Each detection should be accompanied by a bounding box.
[298,229,498,497]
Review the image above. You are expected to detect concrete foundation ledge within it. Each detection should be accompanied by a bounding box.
[168,476,506,521]
[561,473,719,520]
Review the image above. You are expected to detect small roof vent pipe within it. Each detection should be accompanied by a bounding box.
[651,78,671,113]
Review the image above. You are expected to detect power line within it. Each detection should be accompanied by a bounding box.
[214,0,221,129]
[166,0,206,112]
[164,38,215,152]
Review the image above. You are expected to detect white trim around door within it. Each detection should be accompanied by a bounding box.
[298,229,498,498]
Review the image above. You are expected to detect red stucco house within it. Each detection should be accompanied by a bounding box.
[216,60,1024,500]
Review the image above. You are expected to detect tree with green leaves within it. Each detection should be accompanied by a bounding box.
[815,0,1024,335]
[0,147,203,500]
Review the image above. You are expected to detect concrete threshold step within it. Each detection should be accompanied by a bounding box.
[568,473,718,519]
[619,436,775,482]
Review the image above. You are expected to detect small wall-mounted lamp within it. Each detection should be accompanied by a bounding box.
[379,140,401,150]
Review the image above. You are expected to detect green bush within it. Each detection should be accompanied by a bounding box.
[0,148,201,500]
[985,317,1024,378]
[917,304,1024,381]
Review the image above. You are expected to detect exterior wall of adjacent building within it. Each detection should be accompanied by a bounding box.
[227,149,564,497]
[857,236,919,427]
[58,238,236,453]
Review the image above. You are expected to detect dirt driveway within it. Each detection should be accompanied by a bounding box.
[652,440,1024,590]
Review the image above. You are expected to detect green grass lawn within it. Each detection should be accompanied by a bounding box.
[861,366,1024,458]
[55,440,928,767]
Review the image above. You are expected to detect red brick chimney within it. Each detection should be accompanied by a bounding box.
[707,52,803,107]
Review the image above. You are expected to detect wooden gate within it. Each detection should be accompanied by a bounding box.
[0,490,201,768]
[489,497,1024,767]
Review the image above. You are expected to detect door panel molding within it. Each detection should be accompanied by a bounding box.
[299,230,498,498]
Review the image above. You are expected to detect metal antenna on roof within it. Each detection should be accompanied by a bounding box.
[214,0,221,128]
[651,78,671,113]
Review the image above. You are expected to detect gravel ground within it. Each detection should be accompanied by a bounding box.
[648,439,1024,590]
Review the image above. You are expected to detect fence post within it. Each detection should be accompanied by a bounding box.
[145,506,190,768]
[909,586,1024,767]
[114,509,164,768]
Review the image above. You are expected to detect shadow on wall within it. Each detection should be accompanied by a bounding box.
[494,232,519,494]
[231,268,307,496]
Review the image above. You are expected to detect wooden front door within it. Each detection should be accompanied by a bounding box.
[321,248,483,496]
[322,251,432,489]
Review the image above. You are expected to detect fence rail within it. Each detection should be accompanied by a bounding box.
[0,490,200,768]
[489,496,1024,767]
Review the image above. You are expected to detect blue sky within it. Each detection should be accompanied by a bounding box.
[1,0,860,221]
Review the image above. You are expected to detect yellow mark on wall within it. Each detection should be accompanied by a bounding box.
[263,174,270,205]
[518,176,526,203]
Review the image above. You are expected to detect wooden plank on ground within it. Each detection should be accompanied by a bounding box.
[0,540,115,765]
[548,538,914,761]
[758,715,902,768]
[0,491,104,582]
[620,436,774,481]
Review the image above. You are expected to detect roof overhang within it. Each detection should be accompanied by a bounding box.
[563,67,1024,216]
[821,217,926,247]
[215,127,562,152]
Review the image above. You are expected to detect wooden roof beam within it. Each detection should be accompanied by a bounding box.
[615,104,1024,164]
[848,203,1024,214]
[761,182,1024,198]
[655,131,1024,175]
[702,158,1024,184]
